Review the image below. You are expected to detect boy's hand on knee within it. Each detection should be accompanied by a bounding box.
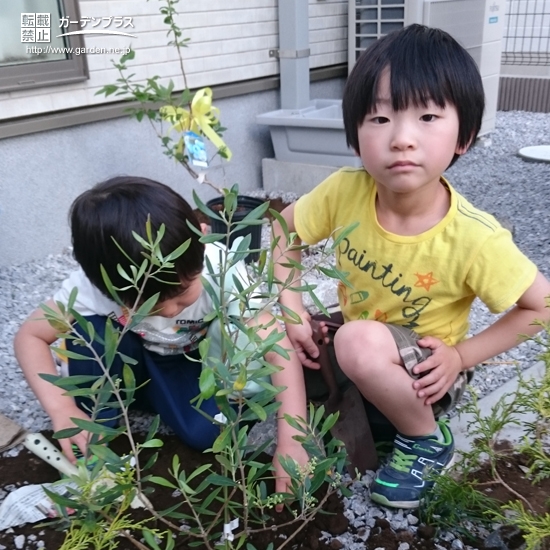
[412,337,463,405]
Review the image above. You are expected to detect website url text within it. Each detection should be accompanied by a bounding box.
[25,46,131,56]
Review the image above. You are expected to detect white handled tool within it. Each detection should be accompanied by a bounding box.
[24,433,79,477]
[24,432,151,509]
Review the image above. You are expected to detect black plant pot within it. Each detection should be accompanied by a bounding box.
[206,195,265,263]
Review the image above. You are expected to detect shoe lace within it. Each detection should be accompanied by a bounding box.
[388,448,416,473]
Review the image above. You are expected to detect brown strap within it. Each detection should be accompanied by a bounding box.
[310,319,342,412]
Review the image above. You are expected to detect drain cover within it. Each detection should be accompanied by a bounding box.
[518,145,550,163]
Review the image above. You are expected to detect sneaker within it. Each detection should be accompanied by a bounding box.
[369,420,455,509]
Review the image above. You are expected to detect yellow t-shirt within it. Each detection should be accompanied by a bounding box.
[294,168,538,346]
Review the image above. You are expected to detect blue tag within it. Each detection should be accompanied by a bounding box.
[184,131,208,167]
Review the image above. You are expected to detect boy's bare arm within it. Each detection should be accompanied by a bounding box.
[14,299,91,461]
[412,271,550,405]
[272,203,320,367]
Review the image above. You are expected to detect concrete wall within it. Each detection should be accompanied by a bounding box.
[0,77,345,267]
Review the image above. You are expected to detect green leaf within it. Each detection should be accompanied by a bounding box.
[165,533,176,550]
[153,223,166,249]
[211,427,232,454]
[100,265,124,305]
[97,84,119,97]
[53,427,82,439]
[313,405,325,430]
[193,190,223,221]
[71,418,121,436]
[66,287,78,311]
[224,191,238,216]
[236,201,269,224]
[142,529,163,550]
[42,486,80,509]
[88,444,124,464]
[277,455,299,478]
[231,233,252,263]
[205,473,237,487]
[321,413,339,434]
[278,303,302,324]
[143,452,159,471]
[164,239,191,262]
[246,400,267,422]
[118,352,138,366]
[198,337,210,360]
[122,364,136,392]
[140,438,164,448]
[331,221,360,248]
[116,264,134,283]
[186,462,212,483]
[132,231,150,251]
[39,373,79,387]
[103,318,118,369]
[120,48,136,64]
[200,233,227,244]
[146,415,161,441]
[199,368,216,399]
[50,347,91,361]
[149,476,177,489]
[130,293,160,326]
[308,289,328,317]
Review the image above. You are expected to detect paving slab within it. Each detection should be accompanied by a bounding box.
[450,361,546,453]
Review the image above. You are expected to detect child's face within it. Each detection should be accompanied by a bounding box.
[357,71,466,196]
[154,276,203,318]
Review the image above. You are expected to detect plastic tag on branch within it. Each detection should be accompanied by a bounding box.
[184,131,208,168]
[222,518,239,542]
[214,412,228,425]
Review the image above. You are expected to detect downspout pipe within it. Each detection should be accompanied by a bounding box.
[278,0,310,110]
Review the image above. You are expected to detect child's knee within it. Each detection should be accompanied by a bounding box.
[334,320,399,374]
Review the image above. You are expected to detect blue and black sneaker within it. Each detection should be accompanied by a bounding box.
[369,420,455,509]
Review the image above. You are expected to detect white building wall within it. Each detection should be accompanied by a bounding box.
[0,0,347,120]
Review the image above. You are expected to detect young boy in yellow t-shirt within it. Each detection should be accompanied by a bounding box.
[272,24,550,509]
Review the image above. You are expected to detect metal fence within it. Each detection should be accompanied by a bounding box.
[502,0,550,65]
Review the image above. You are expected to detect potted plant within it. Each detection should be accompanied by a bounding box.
[96,1,264,262]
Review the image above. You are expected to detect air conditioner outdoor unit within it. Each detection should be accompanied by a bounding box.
[349,0,506,136]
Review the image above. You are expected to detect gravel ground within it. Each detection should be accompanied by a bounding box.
[0,110,549,548]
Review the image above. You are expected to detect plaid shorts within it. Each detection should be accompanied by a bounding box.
[385,324,474,417]
[304,319,474,418]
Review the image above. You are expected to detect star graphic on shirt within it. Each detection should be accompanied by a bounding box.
[375,309,388,322]
[414,272,439,291]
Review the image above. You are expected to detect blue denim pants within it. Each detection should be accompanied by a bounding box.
[66,315,220,451]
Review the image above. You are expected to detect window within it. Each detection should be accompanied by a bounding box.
[0,0,88,93]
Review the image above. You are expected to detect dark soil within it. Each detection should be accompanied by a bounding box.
[468,440,550,517]
[1,432,549,550]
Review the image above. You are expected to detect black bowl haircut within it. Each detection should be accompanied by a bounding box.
[70,176,205,305]
[343,24,485,167]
